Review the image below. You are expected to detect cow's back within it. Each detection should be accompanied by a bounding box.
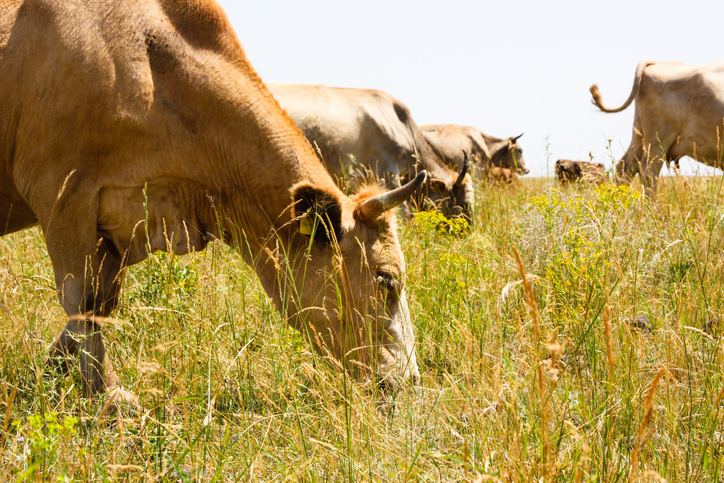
[0,0,252,141]
[269,84,372,175]
[0,1,172,228]
[419,125,486,170]
[639,62,724,106]
[0,0,317,237]
[635,61,724,162]
[269,83,419,180]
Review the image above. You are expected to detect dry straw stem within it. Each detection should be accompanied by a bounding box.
[537,362,552,483]
[629,367,666,482]
[603,298,615,379]
[513,246,541,344]
[0,383,18,449]
[473,474,503,483]
[67,313,130,328]
[546,330,565,384]
[715,382,724,409]
[105,465,144,473]
[565,420,590,483]
[513,246,551,482]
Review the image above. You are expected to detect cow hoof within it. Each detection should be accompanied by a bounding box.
[97,386,141,419]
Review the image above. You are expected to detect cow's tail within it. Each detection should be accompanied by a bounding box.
[590,61,654,113]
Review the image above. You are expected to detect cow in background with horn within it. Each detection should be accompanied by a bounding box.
[268,83,474,220]
[420,125,529,179]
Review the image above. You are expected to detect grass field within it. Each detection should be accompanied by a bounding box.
[1,174,724,482]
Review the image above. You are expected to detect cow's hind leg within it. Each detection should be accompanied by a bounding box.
[640,157,665,197]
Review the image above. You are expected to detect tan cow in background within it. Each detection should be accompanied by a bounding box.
[591,60,724,193]
[0,0,425,401]
[419,125,491,168]
[420,124,529,177]
[269,83,474,220]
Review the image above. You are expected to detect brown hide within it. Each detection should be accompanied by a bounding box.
[419,125,492,168]
[486,167,519,186]
[0,0,421,398]
[555,160,607,185]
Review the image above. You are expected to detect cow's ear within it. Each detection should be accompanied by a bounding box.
[292,185,343,246]
[428,178,449,193]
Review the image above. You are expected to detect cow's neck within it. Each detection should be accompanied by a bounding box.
[215,103,337,252]
[481,135,508,165]
[412,136,454,182]
[144,32,341,308]
[153,53,336,236]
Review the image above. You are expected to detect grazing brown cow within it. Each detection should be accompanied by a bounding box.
[591,60,724,194]
[268,83,474,220]
[0,0,425,402]
[486,167,519,186]
[555,160,608,185]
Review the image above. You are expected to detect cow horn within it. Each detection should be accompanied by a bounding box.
[512,133,524,142]
[454,152,469,187]
[357,171,428,221]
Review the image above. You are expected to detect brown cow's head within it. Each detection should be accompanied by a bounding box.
[425,153,474,221]
[499,134,529,175]
[287,173,427,388]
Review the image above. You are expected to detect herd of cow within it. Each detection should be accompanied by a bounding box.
[1,0,723,405]
[269,82,530,220]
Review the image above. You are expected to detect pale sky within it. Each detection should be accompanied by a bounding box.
[217,0,724,177]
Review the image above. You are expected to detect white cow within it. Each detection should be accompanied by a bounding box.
[591,60,724,193]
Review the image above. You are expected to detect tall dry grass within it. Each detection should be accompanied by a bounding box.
[0,173,723,481]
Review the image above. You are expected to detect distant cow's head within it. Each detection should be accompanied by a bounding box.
[286,172,427,388]
[425,153,474,220]
[495,134,529,175]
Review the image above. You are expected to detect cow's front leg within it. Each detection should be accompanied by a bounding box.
[46,320,80,377]
[45,236,129,400]
[48,317,111,394]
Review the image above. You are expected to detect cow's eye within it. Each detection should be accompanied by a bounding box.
[376,273,399,297]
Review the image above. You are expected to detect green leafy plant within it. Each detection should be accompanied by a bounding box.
[11,412,78,481]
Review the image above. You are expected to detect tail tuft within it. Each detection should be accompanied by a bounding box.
[589,84,602,108]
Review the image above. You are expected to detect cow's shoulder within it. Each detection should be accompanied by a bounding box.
[0,0,22,49]
[154,0,244,61]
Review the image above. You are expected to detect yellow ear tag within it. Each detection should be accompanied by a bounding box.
[300,213,314,236]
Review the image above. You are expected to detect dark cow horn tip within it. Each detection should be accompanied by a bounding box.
[455,157,469,187]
